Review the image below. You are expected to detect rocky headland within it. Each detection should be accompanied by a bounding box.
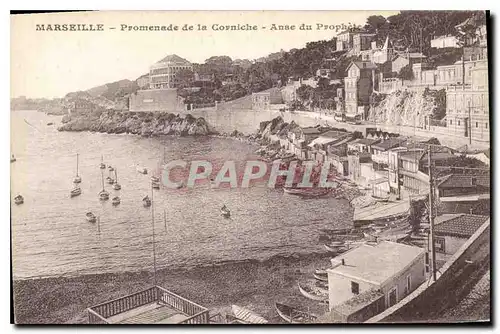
[58,110,214,136]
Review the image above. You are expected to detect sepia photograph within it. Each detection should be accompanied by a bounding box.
[10,10,490,324]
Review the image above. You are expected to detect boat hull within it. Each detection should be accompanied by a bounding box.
[275,303,317,324]
[283,187,333,198]
[298,281,329,302]
[231,305,268,324]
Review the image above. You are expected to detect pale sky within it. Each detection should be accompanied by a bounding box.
[11,10,399,99]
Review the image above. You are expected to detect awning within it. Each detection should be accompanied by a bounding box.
[353,200,410,222]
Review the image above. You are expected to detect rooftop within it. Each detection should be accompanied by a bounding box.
[434,214,489,238]
[155,54,192,66]
[328,241,425,286]
[350,61,378,71]
[371,138,407,151]
[349,138,381,146]
[301,127,323,135]
[437,173,490,189]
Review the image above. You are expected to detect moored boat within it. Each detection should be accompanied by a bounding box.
[298,280,329,302]
[143,195,151,207]
[113,169,121,190]
[99,190,109,201]
[220,205,231,218]
[99,155,106,169]
[231,305,268,324]
[152,181,160,189]
[136,166,148,174]
[70,186,82,197]
[86,212,97,223]
[108,165,115,172]
[10,154,16,163]
[112,196,121,206]
[14,195,24,205]
[151,175,160,183]
[275,302,317,324]
[73,153,82,183]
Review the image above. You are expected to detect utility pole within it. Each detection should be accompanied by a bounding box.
[427,145,437,282]
[151,184,158,288]
[468,102,472,145]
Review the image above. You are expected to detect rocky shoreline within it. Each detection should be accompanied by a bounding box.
[58,110,214,136]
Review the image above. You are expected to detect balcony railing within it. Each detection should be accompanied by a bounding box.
[87,286,209,324]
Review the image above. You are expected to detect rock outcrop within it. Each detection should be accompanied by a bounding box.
[58,110,214,137]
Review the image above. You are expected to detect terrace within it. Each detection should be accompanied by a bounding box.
[87,286,210,324]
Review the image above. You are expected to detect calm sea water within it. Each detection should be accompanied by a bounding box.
[11,110,352,279]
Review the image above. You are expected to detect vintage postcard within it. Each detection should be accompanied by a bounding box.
[10,10,490,324]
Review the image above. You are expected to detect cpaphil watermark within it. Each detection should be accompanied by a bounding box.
[162,160,338,189]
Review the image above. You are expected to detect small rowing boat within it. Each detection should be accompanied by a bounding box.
[313,270,328,282]
[99,155,106,169]
[324,241,346,253]
[73,153,82,184]
[136,166,148,174]
[151,175,160,183]
[112,196,121,206]
[70,186,82,198]
[275,302,317,324]
[113,169,121,190]
[108,165,115,172]
[10,154,16,163]
[14,195,24,205]
[221,205,231,218]
[298,280,329,302]
[143,195,151,207]
[231,305,268,324]
[86,212,96,223]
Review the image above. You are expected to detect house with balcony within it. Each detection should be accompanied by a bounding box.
[370,138,407,171]
[325,241,426,322]
[87,285,210,324]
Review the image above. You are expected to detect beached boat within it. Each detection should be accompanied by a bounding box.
[10,154,16,163]
[143,195,151,207]
[275,303,317,324]
[113,169,121,190]
[47,122,54,126]
[283,187,333,198]
[231,305,268,324]
[136,166,148,174]
[70,186,82,197]
[324,241,347,253]
[371,194,390,202]
[298,280,329,302]
[112,196,121,206]
[73,153,82,183]
[99,155,106,169]
[14,195,24,205]
[225,314,248,324]
[313,272,328,282]
[86,212,97,223]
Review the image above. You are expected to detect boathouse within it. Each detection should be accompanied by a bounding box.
[326,241,425,313]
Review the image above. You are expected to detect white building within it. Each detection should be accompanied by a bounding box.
[327,241,426,310]
[149,54,193,89]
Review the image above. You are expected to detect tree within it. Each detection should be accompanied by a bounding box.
[397,64,414,81]
[364,15,388,34]
[176,69,194,89]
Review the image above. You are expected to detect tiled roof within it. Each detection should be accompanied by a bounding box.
[156,54,191,65]
[437,174,490,188]
[349,138,380,146]
[371,138,406,151]
[434,214,489,238]
[320,130,350,139]
[351,61,378,70]
[302,127,322,135]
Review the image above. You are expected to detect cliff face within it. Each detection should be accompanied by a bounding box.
[58,110,214,136]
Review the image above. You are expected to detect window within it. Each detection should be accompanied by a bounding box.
[476,122,479,128]
[425,252,430,273]
[486,123,488,129]
[450,120,453,125]
[351,281,360,295]
[388,287,397,307]
[472,177,477,186]
[405,275,411,295]
[435,237,446,253]
[458,120,461,126]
